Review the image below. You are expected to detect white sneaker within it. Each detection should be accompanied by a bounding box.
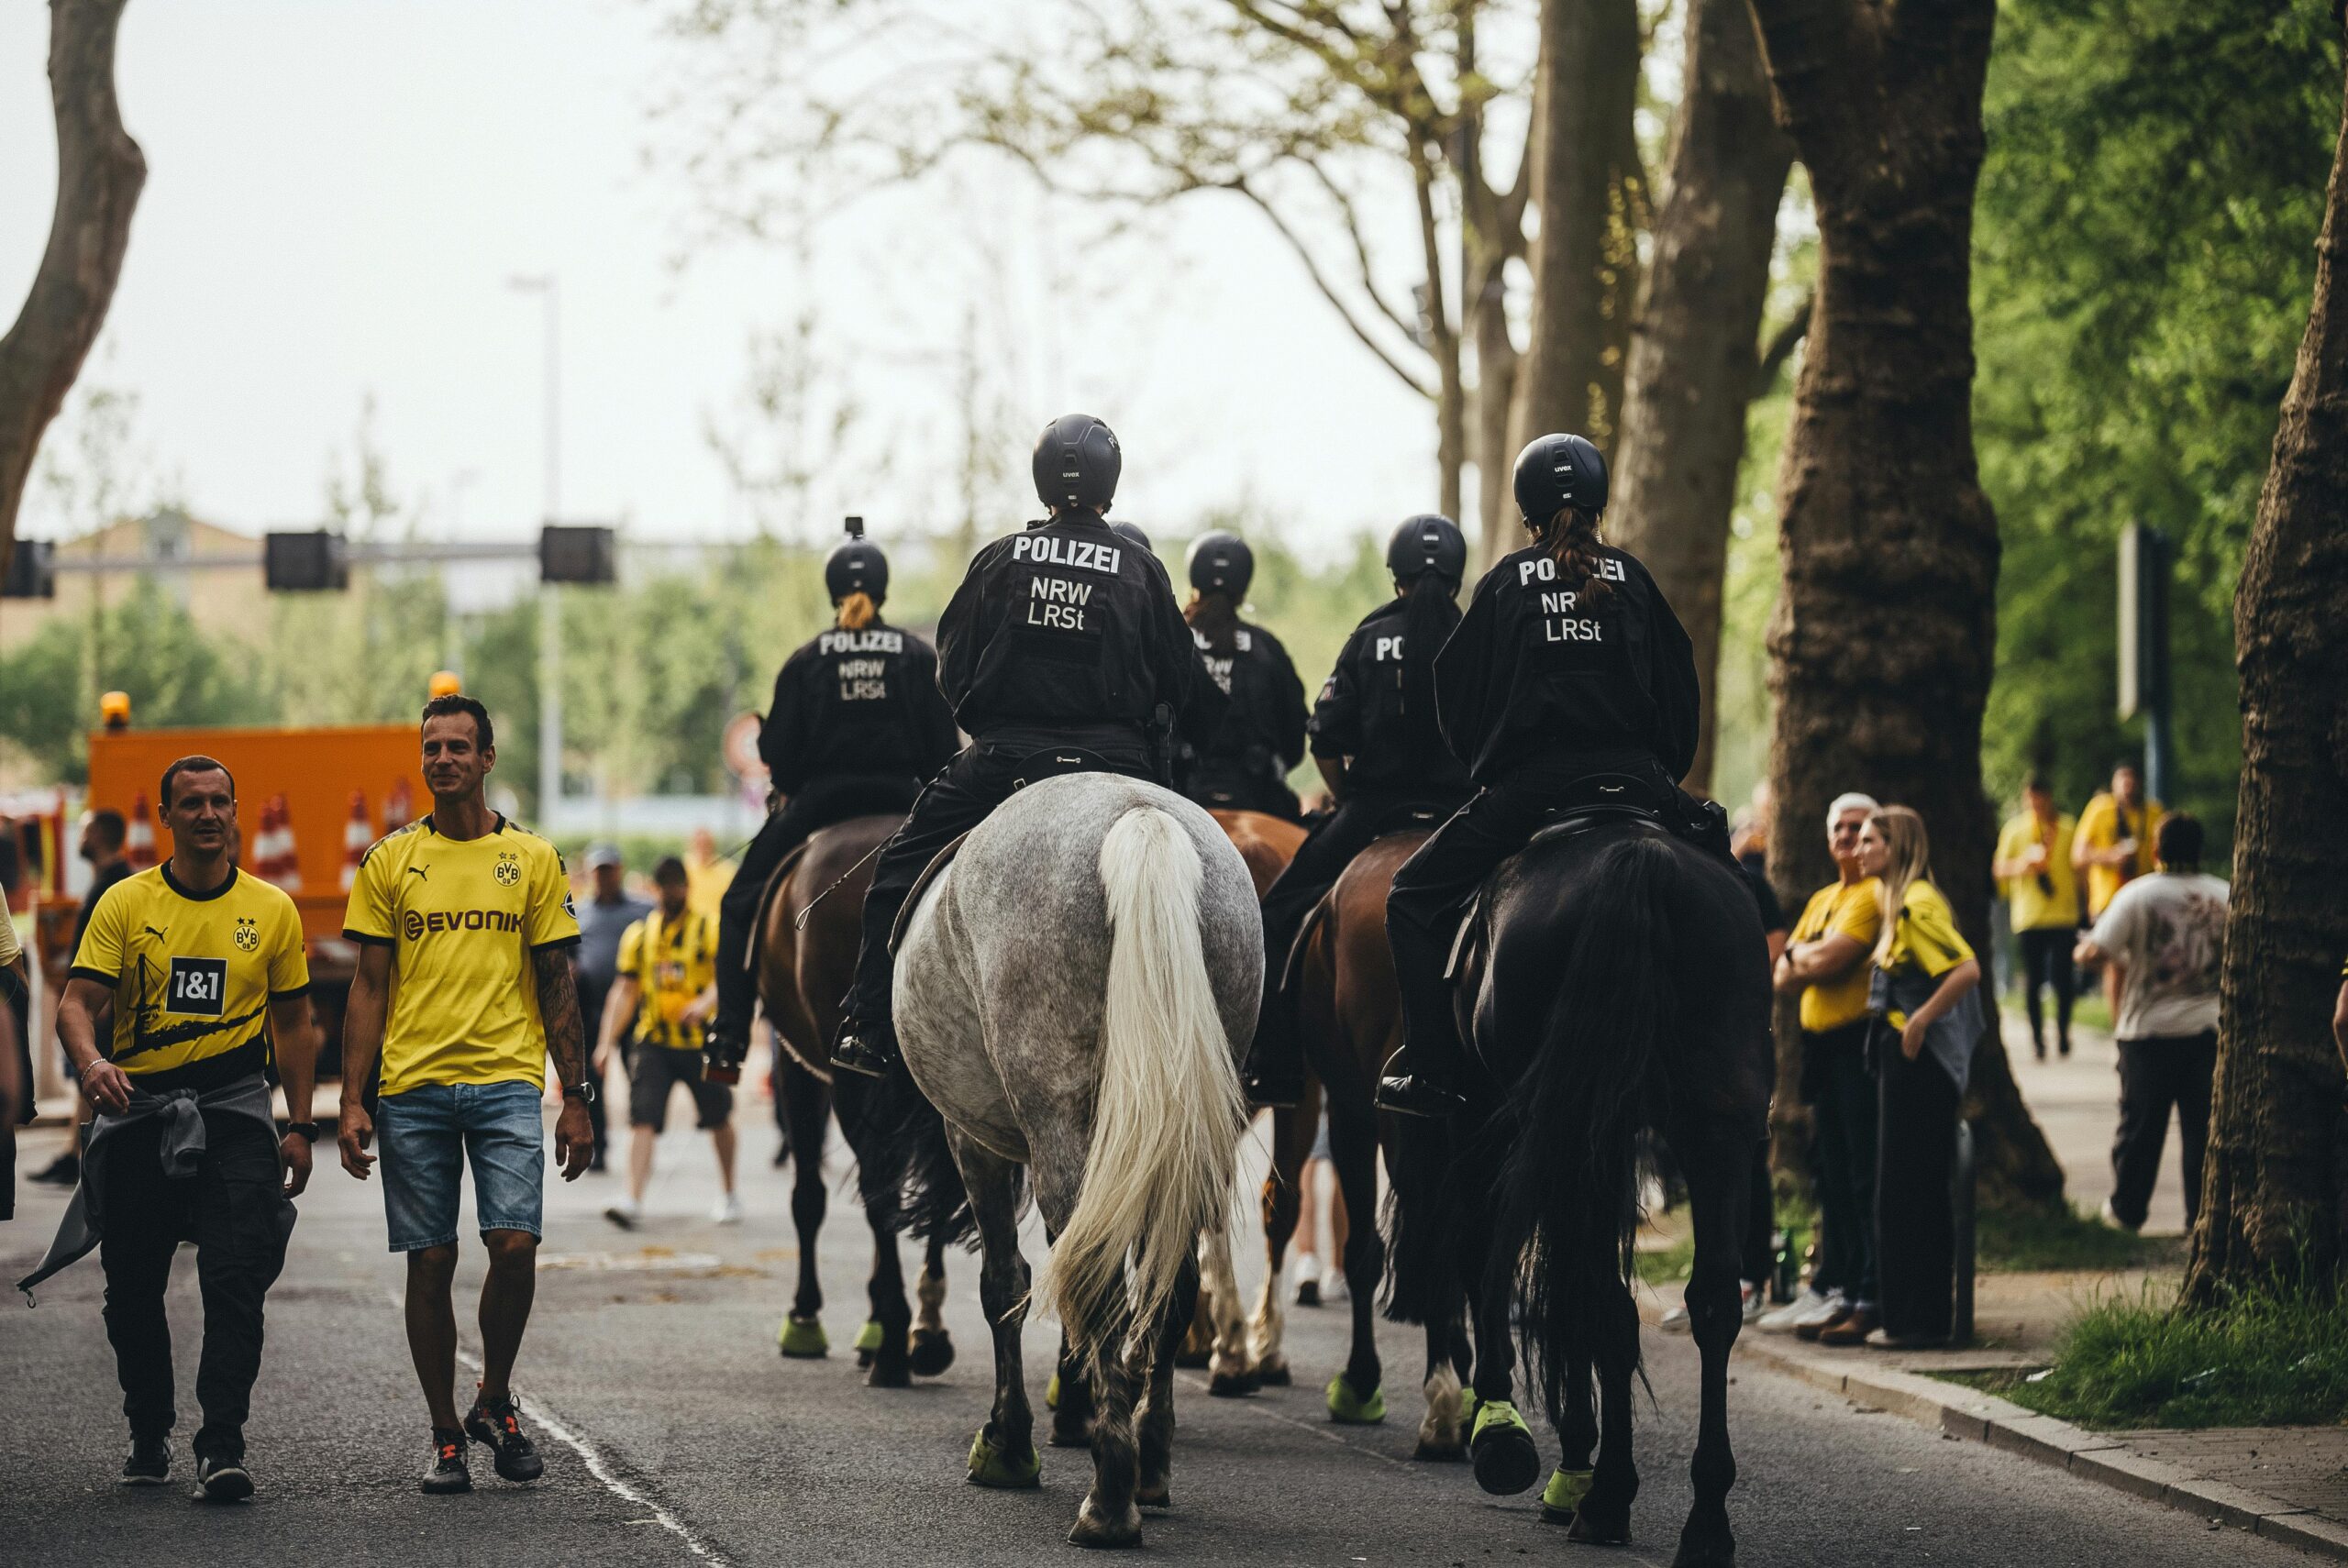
[1319,1263,1349,1303]
[1756,1286,1830,1334]
[1659,1282,1760,1335]
[1741,1280,1765,1322]
[712,1192,744,1226]
[604,1197,641,1230]
[1658,1303,1693,1334]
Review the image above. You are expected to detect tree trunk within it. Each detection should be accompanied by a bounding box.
[1501,0,1645,570]
[1749,0,2064,1210]
[2183,28,2348,1304]
[1471,251,1519,553]
[0,0,145,578]
[1609,0,1792,800]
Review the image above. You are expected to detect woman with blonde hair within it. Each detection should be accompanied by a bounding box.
[1855,805,1986,1349]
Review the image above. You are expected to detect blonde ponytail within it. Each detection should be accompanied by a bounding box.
[836,591,878,631]
[1869,805,1934,967]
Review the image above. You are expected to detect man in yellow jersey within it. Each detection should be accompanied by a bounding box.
[684,825,736,922]
[337,695,589,1496]
[20,756,318,1504]
[1992,776,2082,1059]
[595,856,735,1229]
[1762,791,1882,1345]
[2074,761,2164,919]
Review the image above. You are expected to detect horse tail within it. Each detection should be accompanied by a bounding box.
[1050,807,1247,1366]
[1494,834,1679,1423]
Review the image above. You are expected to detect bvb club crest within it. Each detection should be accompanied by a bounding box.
[494,851,522,888]
[233,916,260,953]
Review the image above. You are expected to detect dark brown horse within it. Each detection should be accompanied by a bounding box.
[757,812,954,1387]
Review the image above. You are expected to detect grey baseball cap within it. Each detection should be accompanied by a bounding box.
[584,843,624,870]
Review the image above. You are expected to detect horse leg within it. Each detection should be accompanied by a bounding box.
[1071,1309,1143,1548]
[1051,1329,1097,1448]
[1202,1220,1257,1397]
[1466,1183,1540,1496]
[1324,1109,1386,1424]
[1413,1316,1467,1460]
[1136,1248,1200,1508]
[778,1065,833,1359]
[909,1231,956,1376]
[1567,1288,1642,1545]
[1248,1102,1306,1386]
[949,1132,1040,1490]
[862,1203,914,1388]
[1540,1355,1597,1525]
[1671,1135,1753,1568]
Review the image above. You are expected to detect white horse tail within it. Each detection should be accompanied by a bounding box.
[1051,806,1247,1364]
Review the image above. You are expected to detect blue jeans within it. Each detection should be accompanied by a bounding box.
[377,1079,546,1252]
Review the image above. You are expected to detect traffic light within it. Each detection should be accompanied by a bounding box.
[538,525,615,585]
[265,530,349,591]
[2,539,56,598]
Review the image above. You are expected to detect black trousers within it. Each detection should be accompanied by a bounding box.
[1247,790,1462,1076]
[2015,926,2075,1049]
[2110,1030,2217,1231]
[99,1115,290,1460]
[714,772,925,1039]
[848,734,1159,1032]
[1805,1023,1877,1305]
[1875,1040,1960,1340]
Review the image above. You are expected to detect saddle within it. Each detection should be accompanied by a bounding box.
[886,746,1122,955]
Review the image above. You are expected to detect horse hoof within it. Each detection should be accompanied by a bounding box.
[965,1429,1041,1490]
[1173,1346,1211,1370]
[852,1320,883,1369]
[1469,1400,1541,1496]
[1208,1369,1259,1398]
[909,1331,957,1378]
[1412,1438,1467,1463]
[1256,1359,1291,1387]
[1048,1419,1091,1449]
[778,1316,829,1359]
[1045,1373,1059,1410]
[1136,1480,1171,1509]
[1068,1501,1143,1549]
[1325,1373,1386,1425]
[1671,1524,1735,1568]
[1568,1507,1632,1547]
[867,1357,912,1390]
[1540,1466,1593,1525]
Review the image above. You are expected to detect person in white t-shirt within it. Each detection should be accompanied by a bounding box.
[2075,813,2226,1232]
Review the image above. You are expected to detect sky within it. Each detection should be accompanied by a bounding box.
[0,0,1440,563]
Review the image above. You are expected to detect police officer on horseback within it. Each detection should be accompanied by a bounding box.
[1239,513,1475,1110]
[703,522,961,1080]
[1175,531,1310,820]
[831,414,1224,1080]
[1376,435,1724,1119]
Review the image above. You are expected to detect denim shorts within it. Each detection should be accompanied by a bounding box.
[377,1079,546,1252]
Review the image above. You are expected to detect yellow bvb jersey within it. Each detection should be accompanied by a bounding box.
[343,814,581,1098]
[72,865,310,1092]
[617,906,719,1051]
[1789,877,1882,1034]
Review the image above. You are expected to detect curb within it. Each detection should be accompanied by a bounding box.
[1733,1333,2348,1560]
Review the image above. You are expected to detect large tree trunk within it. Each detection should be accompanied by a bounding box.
[1471,251,1519,554]
[1501,0,1645,570]
[2184,28,2348,1304]
[1609,0,1792,799]
[1749,0,2063,1209]
[0,0,145,577]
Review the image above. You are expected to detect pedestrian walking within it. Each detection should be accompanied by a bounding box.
[599,856,737,1228]
[1992,777,2081,1059]
[2073,762,2165,920]
[336,694,591,1495]
[572,845,651,1172]
[1762,792,1881,1342]
[18,756,319,1502]
[1860,805,1987,1351]
[2074,813,2226,1232]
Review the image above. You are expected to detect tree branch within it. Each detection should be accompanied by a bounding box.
[1229,175,1436,398]
[1752,286,1815,397]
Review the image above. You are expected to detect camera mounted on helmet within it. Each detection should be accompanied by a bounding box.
[1512,433,1609,525]
[1186,530,1255,599]
[825,515,890,604]
[1385,513,1467,589]
[1032,414,1122,513]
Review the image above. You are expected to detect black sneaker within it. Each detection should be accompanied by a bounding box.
[421,1428,471,1495]
[464,1392,545,1483]
[119,1436,171,1485]
[191,1454,253,1503]
[830,1020,896,1081]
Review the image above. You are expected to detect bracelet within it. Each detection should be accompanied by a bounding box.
[285,1121,321,1143]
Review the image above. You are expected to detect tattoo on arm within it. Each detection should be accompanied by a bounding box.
[534,947,587,1092]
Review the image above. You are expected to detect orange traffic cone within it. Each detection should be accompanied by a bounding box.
[340,790,372,891]
[255,794,303,891]
[383,778,415,833]
[127,792,159,869]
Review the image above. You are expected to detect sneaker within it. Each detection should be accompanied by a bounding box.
[604,1197,641,1230]
[1866,1326,1950,1351]
[464,1391,545,1484]
[1816,1305,1881,1347]
[29,1151,81,1186]
[1657,1303,1692,1334]
[119,1436,171,1485]
[712,1191,744,1226]
[1742,1280,1765,1323]
[1757,1287,1833,1334]
[421,1429,471,1495]
[1796,1301,1856,1342]
[1320,1263,1349,1304]
[190,1454,253,1503]
[1292,1253,1322,1308]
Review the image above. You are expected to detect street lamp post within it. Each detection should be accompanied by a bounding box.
[509,274,562,823]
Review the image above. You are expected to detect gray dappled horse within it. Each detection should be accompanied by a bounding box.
[892,773,1257,1549]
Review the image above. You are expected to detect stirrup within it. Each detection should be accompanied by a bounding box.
[831,1027,894,1080]
[1242,1068,1304,1111]
[1376,1072,1468,1120]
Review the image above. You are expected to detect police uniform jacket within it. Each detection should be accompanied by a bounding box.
[1186,621,1308,784]
[937,515,1224,748]
[1309,597,1471,799]
[759,619,961,795]
[1434,542,1700,787]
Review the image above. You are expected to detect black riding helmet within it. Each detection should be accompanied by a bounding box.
[1385,513,1467,586]
[1112,521,1153,554]
[825,516,889,603]
[1186,530,1254,598]
[1512,433,1609,522]
[1033,414,1122,513]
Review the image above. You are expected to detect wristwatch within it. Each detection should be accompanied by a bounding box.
[562,1080,598,1106]
[285,1121,321,1143]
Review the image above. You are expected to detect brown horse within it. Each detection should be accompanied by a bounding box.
[1290,831,1476,1457]
[757,812,954,1387]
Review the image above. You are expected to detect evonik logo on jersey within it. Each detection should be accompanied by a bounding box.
[402,909,527,941]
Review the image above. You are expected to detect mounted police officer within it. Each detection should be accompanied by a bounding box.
[1175,531,1309,821]
[831,414,1224,1079]
[1239,514,1474,1109]
[1377,434,1724,1119]
[703,522,961,1079]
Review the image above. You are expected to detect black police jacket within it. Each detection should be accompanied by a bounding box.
[1308,596,1472,798]
[937,514,1224,748]
[1434,542,1700,786]
[1183,620,1308,784]
[759,620,962,796]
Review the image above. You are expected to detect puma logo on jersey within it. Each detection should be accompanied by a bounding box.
[819,629,904,656]
[407,866,430,880]
[1012,535,1122,574]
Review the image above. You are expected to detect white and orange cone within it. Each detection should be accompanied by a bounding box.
[383,778,415,833]
[127,792,159,869]
[340,790,372,891]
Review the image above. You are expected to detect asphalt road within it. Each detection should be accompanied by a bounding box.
[0,1106,2310,1568]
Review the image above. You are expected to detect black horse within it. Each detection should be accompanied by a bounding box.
[1423,817,1770,1568]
